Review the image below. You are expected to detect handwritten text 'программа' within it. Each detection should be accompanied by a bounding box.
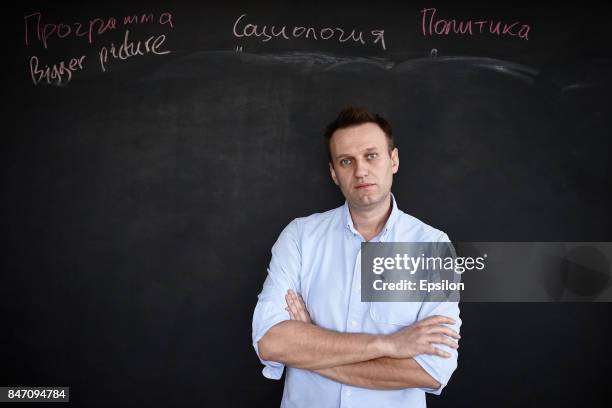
[24,11,174,86]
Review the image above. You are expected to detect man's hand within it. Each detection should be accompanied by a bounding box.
[281,289,458,389]
[382,315,460,359]
[285,289,312,324]
[284,289,459,359]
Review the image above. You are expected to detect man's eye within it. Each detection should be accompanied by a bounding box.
[367,153,378,160]
[340,158,352,166]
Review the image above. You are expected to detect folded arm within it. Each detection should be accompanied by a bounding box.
[315,357,441,390]
[258,319,386,370]
[257,290,459,389]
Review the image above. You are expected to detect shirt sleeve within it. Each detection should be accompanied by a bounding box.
[413,232,462,395]
[252,219,302,380]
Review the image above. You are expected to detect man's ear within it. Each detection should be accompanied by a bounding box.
[391,148,399,174]
[329,162,339,186]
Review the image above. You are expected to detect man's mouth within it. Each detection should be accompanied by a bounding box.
[355,183,375,189]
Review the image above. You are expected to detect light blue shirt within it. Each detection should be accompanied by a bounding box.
[252,196,461,408]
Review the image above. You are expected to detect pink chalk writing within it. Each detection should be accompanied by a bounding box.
[24,11,174,85]
[24,11,174,49]
[420,8,531,40]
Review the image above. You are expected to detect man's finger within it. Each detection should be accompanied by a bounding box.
[285,306,293,319]
[419,315,456,326]
[290,298,301,319]
[291,291,309,322]
[431,347,451,358]
[427,326,461,339]
[297,293,307,309]
[286,293,300,318]
[428,334,459,349]
[299,296,312,322]
[293,293,307,318]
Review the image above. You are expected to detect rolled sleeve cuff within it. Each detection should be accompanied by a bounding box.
[252,302,289,380]
[413,354,454,395]
[253,339,285,380]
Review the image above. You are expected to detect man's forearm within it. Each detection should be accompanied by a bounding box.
[314,357,441,390]
[258,320,386,370]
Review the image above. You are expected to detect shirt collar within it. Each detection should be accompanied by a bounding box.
[343,193,400,241]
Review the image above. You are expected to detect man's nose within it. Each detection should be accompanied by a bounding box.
[354,159,369,179]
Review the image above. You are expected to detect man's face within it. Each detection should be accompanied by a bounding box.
[328,123,399,210]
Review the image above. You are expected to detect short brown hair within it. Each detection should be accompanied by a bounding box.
[324,107,394,163]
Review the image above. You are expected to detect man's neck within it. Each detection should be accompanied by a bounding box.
[348,195,393,241]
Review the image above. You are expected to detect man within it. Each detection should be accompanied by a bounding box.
[252,107,461,407]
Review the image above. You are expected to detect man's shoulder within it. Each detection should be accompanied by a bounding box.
[283,206,343,237]
[292,204,343,229]
[394,208,449,242]
[271,205,343,254]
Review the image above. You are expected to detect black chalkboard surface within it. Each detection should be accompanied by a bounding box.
[3,1,612,407]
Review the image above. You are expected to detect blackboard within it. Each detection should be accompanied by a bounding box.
[3,1,612,406]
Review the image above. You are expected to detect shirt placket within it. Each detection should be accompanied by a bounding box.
[340,233,368,408]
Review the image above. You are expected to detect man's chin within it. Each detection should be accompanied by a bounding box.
[350,193,383,208]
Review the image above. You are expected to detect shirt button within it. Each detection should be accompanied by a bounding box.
[346,389,352,397]
[351,320,357,328]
